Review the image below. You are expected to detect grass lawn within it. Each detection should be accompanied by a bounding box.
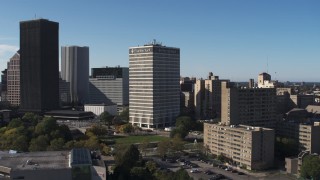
[113,135,169,144]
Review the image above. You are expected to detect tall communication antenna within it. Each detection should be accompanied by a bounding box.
[267,56,269,73]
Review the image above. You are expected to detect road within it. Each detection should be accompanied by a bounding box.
[149,157,295,180]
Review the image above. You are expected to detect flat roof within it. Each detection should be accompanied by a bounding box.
[0,151,70,171]
[70,148,92,166]
[204,123,273,132]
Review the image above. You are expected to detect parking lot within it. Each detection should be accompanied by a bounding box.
[150,156,295,180]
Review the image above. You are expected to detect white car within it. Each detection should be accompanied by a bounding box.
[190,169,199,173]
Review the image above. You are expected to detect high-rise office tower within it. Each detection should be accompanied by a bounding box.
[129,41,180,129]
[61,46,89,104]
[7,51,20,106]
[20,19,59,112]
[89,66,129,112]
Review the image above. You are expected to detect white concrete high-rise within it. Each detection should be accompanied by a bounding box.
[61,46,89,104]
[129,41,180,129]
[7,51,20,106]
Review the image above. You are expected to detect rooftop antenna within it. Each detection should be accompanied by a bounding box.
[267,56,269,73]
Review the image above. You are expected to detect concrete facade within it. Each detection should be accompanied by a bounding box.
[84,104,117,116]
[61,46,89,104]
[6,51,20,106]
[221,82,277,128]
[277,122,320,154]
[203,123,275,170]
[194,73,229,119]
[89,67,129,112]
[129,42,180,129]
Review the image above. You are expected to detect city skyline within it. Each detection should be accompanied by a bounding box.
[0,0,319,81]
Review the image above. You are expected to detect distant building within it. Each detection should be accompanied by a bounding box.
[180,76,195,115]
[249,79,254,88]
[84,104,117,116]
[277,121,320,154]
[194,73,229,119]
[1,69,7,102]
[204,123,274,170]
[59,79,71,104]
[20,19,59,112]
[276,107,320,154]
[0,148,106,180]
[89,66,129,112]
[6,51,20,106]
[285,151,320,176]
[61,46,89,104]
[258,72,279,88]
[221,81,277,128]
[289,94,314,109]
[129,41,180,129]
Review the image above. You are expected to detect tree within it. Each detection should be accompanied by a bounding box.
[119,123,134,134]
[85,135,100,150]
[8,118,23,128]
[176,116,194,129]
[119,108,129,121]
[145,161,157,174]
[130,167,153,180]
[171,135,185,152]
[29,135,49,151]
[48,138,65,151]
[101,144,111,155]
[115,144,140,170]
[140,138,150,157]
[157,139,171,158]
[35,117,58,136]
[86,125,108,137]
[12,135,29,152]
[173,168,193,180]
[100,112,114,128]
[300,155,320,179]
[22,112,40,126]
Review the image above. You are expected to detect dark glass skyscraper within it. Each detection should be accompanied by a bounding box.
[20,19,59,112]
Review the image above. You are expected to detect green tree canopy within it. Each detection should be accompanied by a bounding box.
[119,108,129,121]
[22,112,40,126]
[35,117,58,136]
[300,155,320,179]
[86,125,108,136]
[115,144,140,170]
[29,135,49,151]
[173,168,193,180]
[100,111,114,127]
[8,118,23,129]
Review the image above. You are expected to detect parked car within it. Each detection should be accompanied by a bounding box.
[238,172,245,175]
[204,170,214,175]
[231,169,238,173]
[190,169,199,173]
[209,174,224,180]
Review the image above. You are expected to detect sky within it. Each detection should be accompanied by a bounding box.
[0,0,319,82]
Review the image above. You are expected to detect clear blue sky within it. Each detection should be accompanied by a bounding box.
[0,0,319,82]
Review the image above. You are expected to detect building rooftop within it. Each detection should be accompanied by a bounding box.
[205,122,273,132]
[70,148,92,166]
[306,105,320,114]
[44,110,94,120]
[0,151,70,171]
